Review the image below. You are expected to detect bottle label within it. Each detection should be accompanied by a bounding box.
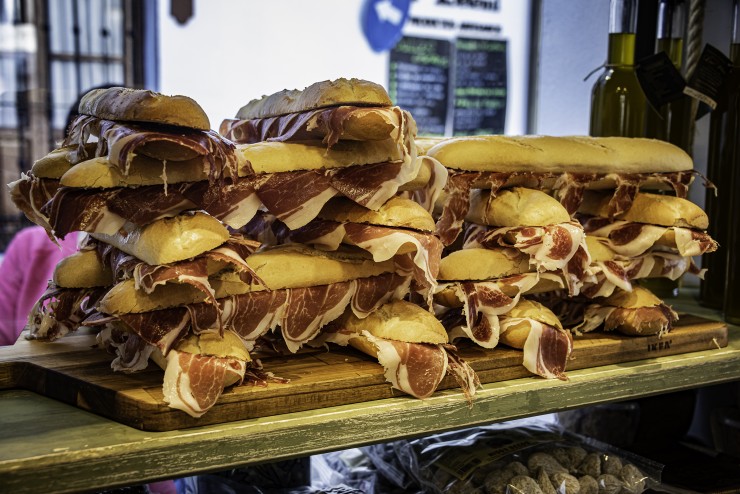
[636,51,686,111]
[684,44,733,112]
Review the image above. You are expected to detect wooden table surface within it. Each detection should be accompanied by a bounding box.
[1,294,739,494]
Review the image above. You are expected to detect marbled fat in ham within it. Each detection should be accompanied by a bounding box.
[463,221,588,284]
[442,275,540,348]
[87,273,411,354]
[42,180,262,238]
[162,348,247,418]
[580,217,718,257]
[362,332,447,399]
[281,282,355,353]
[26,285,108,341]
[8,174,60,233]
[435,170,706,244]
[222,106,376,147]
[64,115,239,180]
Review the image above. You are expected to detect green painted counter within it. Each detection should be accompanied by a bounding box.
[1,298,739,494]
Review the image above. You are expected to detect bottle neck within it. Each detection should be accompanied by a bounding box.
[608,32,636,66]
[655,0,686,70]
[656,37,684,69]
[609,0,638,34]
[731,43,740,67]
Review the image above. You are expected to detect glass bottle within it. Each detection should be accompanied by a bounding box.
[590,0,647,137]
[644,0,692,151]
[642,0,691,298]
[721,0,740,324]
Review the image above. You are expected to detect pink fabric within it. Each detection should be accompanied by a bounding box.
[0,227,79,345]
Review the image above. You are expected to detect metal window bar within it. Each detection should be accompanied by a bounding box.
[0,0,144,252]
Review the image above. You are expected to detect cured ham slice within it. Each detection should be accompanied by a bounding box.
[97,326,155,373]
[434,170,702,245]
[41,180,261,238]
[253,170,338,229]
[64,115,239,180]
[463,221,590,296]
[398,156,448,213]
[280,282,355,353]
[26,285,108,341]
[581,252,701,299]
[362,332,447,399]
[85,273,411,354]
[220,106,406,147]
[445,346,481,403]
[440,275,540,348]
[8,174,60,232]
[580,217,718,257]
[575,302,679,335]
[161,349,247,418]
[499,318,573,380]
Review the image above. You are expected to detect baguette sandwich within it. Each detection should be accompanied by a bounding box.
[317,301,480,401]
[426,135,697,246]
[433,247,573,380]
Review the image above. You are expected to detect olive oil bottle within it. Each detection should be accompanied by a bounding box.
[642,0,690,298]
[644,0,692,151]
[590,0,647,137]
[720,1,740,324]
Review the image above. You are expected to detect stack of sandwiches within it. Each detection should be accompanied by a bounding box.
[8,80,718,417]
[423,135,717,358]
[10,87,280,417]
[10,80,480,416]
[219,78,478,401]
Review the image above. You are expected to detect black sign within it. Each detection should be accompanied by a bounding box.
[636,51,687,111]
[684,44,734,112]
[453,37,507,135]
[389,36,451,136]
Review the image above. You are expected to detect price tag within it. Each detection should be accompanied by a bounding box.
[684,44,733,112]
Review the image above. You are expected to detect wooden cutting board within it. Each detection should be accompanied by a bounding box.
[0,314,727,431]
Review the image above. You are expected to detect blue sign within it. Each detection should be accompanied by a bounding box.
[361,0,411,52]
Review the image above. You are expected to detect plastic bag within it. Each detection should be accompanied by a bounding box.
[361,421,663,493]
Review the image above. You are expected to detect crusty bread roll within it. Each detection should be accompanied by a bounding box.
[245,244,397,290]
[90,212,230,266]
[349,300,447,344]
[344,301,448,358]
[98,272,251,315]
[53,249,113,288]
[466,187,571,226]
[427,135,693,173]
[318,197,436,232]
[599,286,677,336]
[32,144,97,179]
[499,299,563,349]
[606,285,664,308]
[236,138,405,175]
[415,137,448,155]
[399,157,432,192]
[78,87,210,130]
[438,248,532,281]
[60,155,210,188]
[235,78,392,119]
[175,329,251,361]
[579,191,709,230]
[585,235,615,262]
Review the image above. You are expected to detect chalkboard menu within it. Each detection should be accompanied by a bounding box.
[453,38,507,135]
[389,36,451,136]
